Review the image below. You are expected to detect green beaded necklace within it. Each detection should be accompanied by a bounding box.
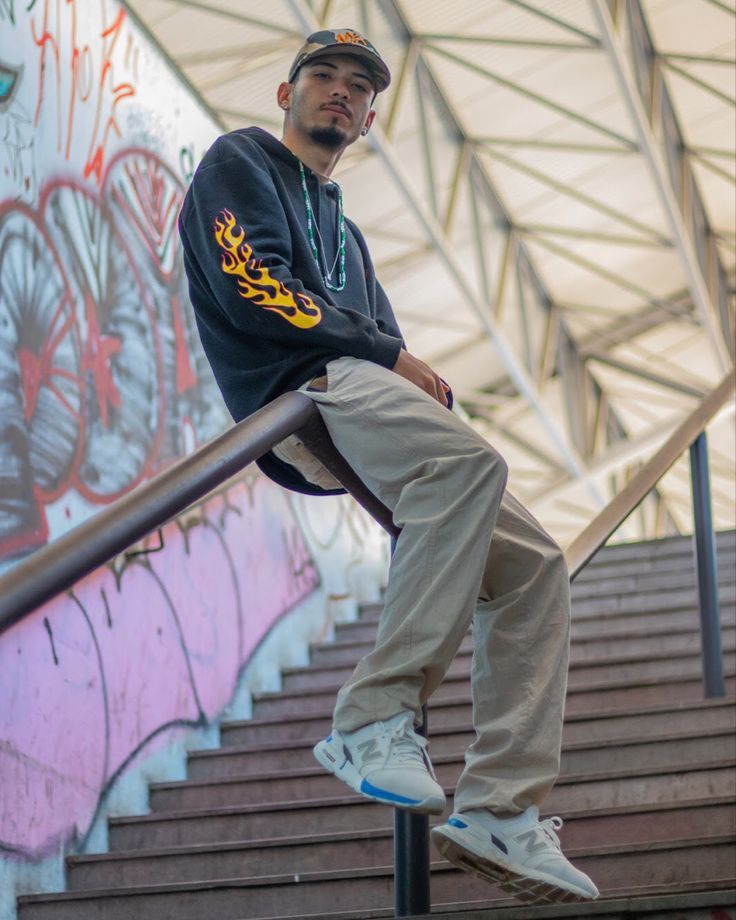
[299,161,346,292]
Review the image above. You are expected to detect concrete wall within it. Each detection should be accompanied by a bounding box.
[0,4,389,916]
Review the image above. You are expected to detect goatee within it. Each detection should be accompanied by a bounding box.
[308,126,345,150]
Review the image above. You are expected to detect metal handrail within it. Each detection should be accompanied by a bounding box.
[0,392,396,635]
[565,371,734,579]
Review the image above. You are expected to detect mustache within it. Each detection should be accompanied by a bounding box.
[320,103,350,116]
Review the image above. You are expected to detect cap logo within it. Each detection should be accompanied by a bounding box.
[335,30,369,47]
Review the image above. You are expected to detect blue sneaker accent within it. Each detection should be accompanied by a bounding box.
[360,779,422,806]
[491,833,508,854]
[449,816,469,828]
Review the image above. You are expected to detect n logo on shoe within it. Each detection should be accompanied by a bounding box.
[517,829,548,855]
[356,739,381,763]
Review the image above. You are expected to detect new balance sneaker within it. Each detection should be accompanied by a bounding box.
[313,711,446,813]
[431,806,599,904]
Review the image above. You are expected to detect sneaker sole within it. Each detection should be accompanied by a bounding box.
[431,825,596,905]
[313,738,446,815]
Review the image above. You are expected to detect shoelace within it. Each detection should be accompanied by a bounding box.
[372,718,439,780]
[537,815,564,851]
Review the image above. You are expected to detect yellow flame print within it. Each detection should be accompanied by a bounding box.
[213,209,322,329]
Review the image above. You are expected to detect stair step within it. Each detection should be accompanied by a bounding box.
[193,700,736,779]
[567,587,735,618]
[308,621,736,667]
[18,837,736,919]
[575,530,734,570]
[423,888,736,920]
[267,886,736,920]
[336,603,736,644]
[106,760,736,853]
[66,799,735,891]
[569,565,735,601]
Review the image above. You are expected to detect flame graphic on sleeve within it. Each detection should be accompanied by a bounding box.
[213,209,322,329]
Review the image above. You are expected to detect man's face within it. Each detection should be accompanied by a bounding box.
[283,54,376,150]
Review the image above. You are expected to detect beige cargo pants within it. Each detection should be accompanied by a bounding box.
[273,356,571,815]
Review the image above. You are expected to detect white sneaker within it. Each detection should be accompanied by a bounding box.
[431,806,599,904]
[313,712,446,814]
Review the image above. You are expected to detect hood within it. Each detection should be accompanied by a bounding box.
[240,127,300,171]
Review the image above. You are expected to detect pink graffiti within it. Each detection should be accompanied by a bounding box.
[0,476,319,858]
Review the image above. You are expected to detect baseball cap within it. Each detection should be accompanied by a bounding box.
[288,29,391,92]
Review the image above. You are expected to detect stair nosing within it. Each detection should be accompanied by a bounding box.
[228,693,736,732]
[243,885,736,920]
[309,620,736,654]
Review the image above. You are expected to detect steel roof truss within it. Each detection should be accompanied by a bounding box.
[591,0,733,369]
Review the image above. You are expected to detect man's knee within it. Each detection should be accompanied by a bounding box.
[467,442,508,490]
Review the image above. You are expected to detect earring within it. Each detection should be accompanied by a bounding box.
[361,128,368,135]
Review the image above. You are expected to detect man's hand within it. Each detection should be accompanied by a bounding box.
[392,349,450,407]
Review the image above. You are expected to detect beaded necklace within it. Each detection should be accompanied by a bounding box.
[299,161,346,292]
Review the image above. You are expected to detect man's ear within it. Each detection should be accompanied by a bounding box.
[361,109,376,136]
[277,82,293,111]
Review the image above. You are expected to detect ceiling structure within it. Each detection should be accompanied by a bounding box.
[124,0,735,545]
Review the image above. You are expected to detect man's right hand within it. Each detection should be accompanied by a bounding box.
[392,349,450,407]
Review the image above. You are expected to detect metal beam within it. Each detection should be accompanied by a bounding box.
[590,0,732,371]
[502,0,600,44]
[661,58,736,107]
[428,44,636,149]
[585,352,708,399]
[167,0,300,35]
[479,146,668,243]
[416,34,595,51]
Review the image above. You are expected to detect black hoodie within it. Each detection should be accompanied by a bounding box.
[179,127,405,495]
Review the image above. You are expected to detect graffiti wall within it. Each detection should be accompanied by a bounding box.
[0,0,230,562]
[0,3,390,916]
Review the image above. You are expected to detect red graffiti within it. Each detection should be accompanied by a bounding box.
[0,151,229,561]
[31,0,137,185]
[82,292,122,429]
[171,295,198,395]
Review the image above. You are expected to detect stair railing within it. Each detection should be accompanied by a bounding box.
[566,370,734,699]
[0,371,732,917]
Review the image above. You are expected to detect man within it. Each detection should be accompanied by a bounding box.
[179,28,598,906]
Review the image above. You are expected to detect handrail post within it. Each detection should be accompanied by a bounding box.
[389,534,431,917]
[689,431,725,698]
[394,702,431,916]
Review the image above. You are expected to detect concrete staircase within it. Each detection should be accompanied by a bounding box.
[18,532,736,919]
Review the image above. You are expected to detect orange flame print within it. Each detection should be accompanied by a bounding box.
[213,209,322,329]
[335,30,369,47]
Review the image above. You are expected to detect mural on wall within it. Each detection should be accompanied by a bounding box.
[0,472,320,860]
[0,0,230,562]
